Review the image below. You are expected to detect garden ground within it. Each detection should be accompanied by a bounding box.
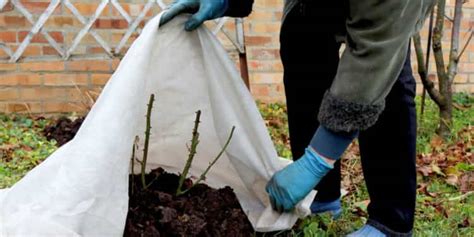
[0,94,472,236]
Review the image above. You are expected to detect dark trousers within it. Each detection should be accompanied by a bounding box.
[280,1,417,233]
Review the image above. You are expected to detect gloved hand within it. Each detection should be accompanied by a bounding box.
[160,0,229,31]
[266,147,333,212]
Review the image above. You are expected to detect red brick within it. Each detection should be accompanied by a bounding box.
[0,88,19,100]
[42,46,60,55]
[20,61,65,72]
[249,49,280,60]
[43,74,89,86]
[0,16,28,27]
[94,19,128,29]
[274,11,283,20]
[454,74,468,83]
[18,31,64,43]
[248,11,274,21]
[250,84,270,97]
[0,73,42,86]
[70,3,107,16]
[21,1,61,14]
[6,102,42,113]
[251,73,283,84]
[252,22,281,34]
[44,102,87,113]
[111,59,121,70]
[248,60,283,72]
[91,74,111,85]
[111,3,130,17]
[21,45,42,57]
[67,60,111,72]
[20,87,68,100]
[245,36,273,46]
[66,87,92,102]
[460,63,474,73]
[86,46,107,54]
[45,16,74,28]
[112,19,128,29]
[94,19,112,29]
[0,31,16,43]
[0,63,17,71]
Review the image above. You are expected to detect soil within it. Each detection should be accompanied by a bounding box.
[43,117,84,146]
[42,117,287,236]
[125,168,255,237]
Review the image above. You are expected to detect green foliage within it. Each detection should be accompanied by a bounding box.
[0,114,57,189]
[257,102,292,159]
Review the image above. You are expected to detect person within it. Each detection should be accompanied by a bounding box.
[160,0,434,236]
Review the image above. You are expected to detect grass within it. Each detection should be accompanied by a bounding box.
[258,93,473,236]
[0,94,472,236]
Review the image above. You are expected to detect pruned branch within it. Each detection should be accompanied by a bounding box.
[413,33,445,105]
[141,94,155,189]
[130,136,139,195]
[179,126,236,195]
[176,110,201,196]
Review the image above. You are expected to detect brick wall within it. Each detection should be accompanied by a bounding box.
[0,0,473,114]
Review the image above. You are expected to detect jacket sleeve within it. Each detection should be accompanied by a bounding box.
[318,0,434,133]
[224,0,254,17]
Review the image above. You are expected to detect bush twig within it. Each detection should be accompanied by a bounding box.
[130,136,139,195]
[176,110,201,196]
[178,126,236,195]
[141,94,155,189]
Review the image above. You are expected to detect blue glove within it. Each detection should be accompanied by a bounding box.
[160,0,229,31]
[266,147,333,212]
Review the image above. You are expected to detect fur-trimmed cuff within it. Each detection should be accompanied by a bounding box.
[318,92,385,133]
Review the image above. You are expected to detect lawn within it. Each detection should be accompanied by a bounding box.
[0,94,472,236]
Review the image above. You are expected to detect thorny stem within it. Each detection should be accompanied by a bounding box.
[179,126,236,195]
[141,94,155,189]
[130,136,139,195]
[176,110,202,196]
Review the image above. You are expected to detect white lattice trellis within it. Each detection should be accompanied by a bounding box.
[0,0,246,60]
[0,0,248,83]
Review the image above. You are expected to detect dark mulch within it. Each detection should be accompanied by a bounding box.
[125,168,255,237]
[42,117,291,236]
[43,117,84,146]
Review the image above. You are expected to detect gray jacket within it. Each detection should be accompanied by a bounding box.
[226,0,435,132]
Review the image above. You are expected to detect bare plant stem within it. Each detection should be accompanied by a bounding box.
[130,136,138,195]
[179,126,236,195]
[141,94,155,189]
[176,110,201,196]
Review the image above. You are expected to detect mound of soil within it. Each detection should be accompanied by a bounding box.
[43,117,84,146]
[41,117,285,236]
[125,168,254,236]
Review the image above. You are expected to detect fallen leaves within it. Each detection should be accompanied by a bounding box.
[417,127,473,192]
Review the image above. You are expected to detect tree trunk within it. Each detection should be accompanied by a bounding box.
[437,91,452,138]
